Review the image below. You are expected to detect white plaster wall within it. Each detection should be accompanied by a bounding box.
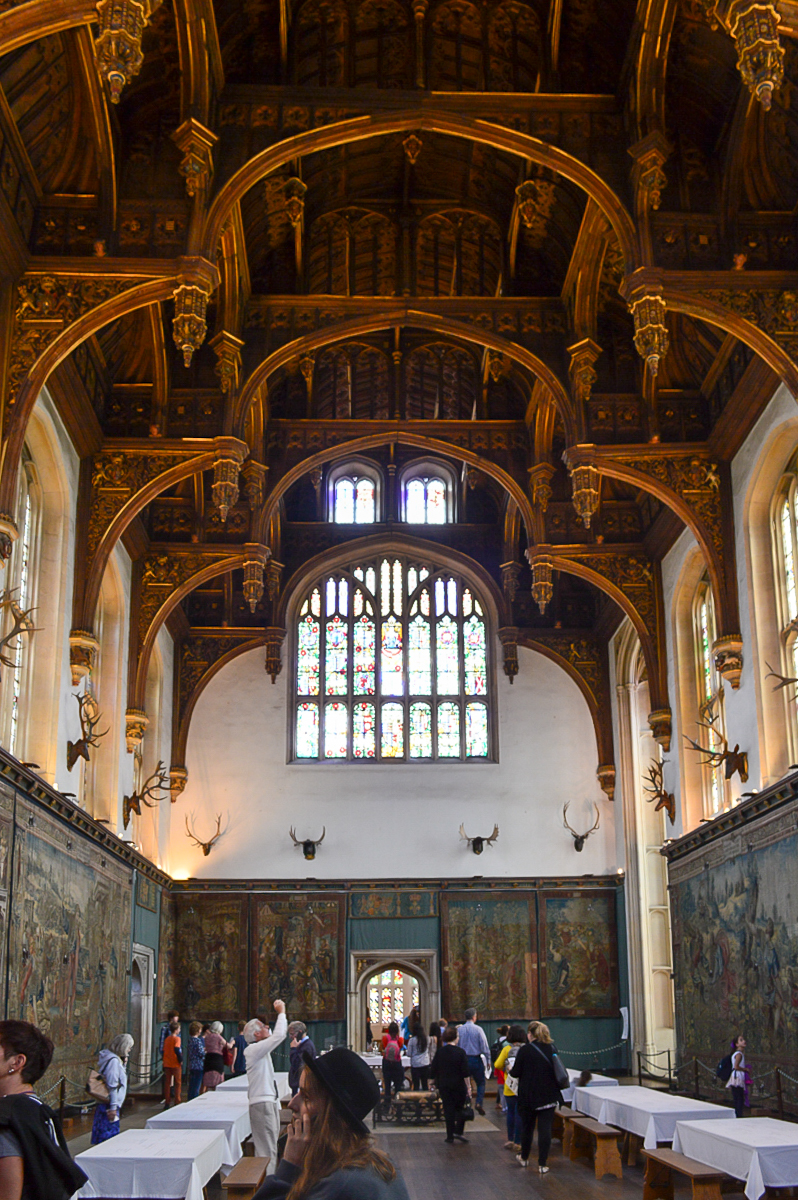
[172,644,618,880]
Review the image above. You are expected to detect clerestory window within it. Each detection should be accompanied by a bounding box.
[693,579,727,815]
[293,555,492,761]
[773,468,798,758]
[327,461,381,524]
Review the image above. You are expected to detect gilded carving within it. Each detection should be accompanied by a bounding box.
[87,451,199,561]
[137,552,229,646]
[532,633,603,701]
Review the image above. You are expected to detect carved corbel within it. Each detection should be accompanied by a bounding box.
[630,291,669,377]
[628,132,671,214]
[596,764,616,800]
[243,543,271,614]
[169,764,188,803]
[172,119,218,198]
[497,627,519,683]
[267,560,284,603]
[648,708,672,752]
[125,708,149,754]
[95,0,162,103]
[527,464,555,513]
[265,627,287,683]
[720,0,784,109]
[530,556,554,615]
[172,283,210,368]
[713,634,744,690]
[209,331,244,395]
[0,514,18,565]
[242,460,268,511]
[69,630,100,687]
[211,436,249,522]
[500,561,521,604]
[567,339,602,409]
[569,462,601,529]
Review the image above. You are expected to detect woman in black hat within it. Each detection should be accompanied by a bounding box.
[253,1047,409,1199]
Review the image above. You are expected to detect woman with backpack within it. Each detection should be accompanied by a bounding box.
[494,1024,526,1150]
[381,1023,405,1103]
[509,1021,564,1174]
[726,1035,748,1117]
[406,1025,430,1091]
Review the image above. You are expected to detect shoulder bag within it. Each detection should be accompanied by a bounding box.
[86,1067,110,1104]
[531,1041,569,1090]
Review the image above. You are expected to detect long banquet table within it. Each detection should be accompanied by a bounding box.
[74,1127,225,1200]
[561,1069,618,1105]
[216,1070,290,1099]
[672,1117,798,1200]
[145,1093,251,1171]
[573,1085,730,1149]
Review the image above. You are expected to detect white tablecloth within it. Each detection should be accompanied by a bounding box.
[561,1070,619,1105]
[145,1097,251,1170]
[216,1070,290,1099]
[574,1085,729,1149]
[74,1127,225,1200]
[361,1053,411,1069]
[673,1117,798,1200]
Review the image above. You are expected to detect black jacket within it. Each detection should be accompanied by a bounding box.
[430,1043,469,1099]
[509,1041,562,1110]
[0,1093,88,1200]
[254,1157,410,1200]
[289,1037,317,1092]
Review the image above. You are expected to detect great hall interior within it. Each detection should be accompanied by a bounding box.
[1,0,798,1193]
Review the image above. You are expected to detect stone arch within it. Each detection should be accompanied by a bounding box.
[350,950,440,1052]
[172,635,267,771]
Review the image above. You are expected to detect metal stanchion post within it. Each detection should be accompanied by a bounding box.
[777,1069,784,1120]
[59,1076,66,1123]
[638,1050,642,1088]
[668,1050,673,1091]
[694,1057,700,1100]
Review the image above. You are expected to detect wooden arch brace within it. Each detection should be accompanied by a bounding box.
[527,544,669,737]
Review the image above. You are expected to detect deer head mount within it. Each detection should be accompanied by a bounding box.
[66,691,109,772]
[289,826,325,860]
[563,801,600,851]
[123,760,170,829]
[459,823,499,855]
[186,813,223,856]
[684,695,748,783]
[643,759,675,823]
[766,662,798,704]
[0,590,36,676]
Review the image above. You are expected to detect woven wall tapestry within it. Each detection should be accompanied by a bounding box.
[253,894,345,1021]
[539,890,619,1017]
[441,891,537,1020]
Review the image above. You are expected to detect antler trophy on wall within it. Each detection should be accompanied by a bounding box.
[459,823,499,855]
[0,590,36,679]
[123,760,170,829]
[66,691,108,771]
[563,801,600,851]
[289,826,325,860]
[642,759,675,823]
[185,813,224,856]
[684,696,748,783]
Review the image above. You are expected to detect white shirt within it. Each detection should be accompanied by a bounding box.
[245,1013,288,1104]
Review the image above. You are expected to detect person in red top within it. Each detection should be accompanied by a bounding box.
[162,1019,183,1107]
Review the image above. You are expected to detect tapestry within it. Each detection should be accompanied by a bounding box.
[671,833,798,1066]
[0,799,12,1011]
[157,887,177,1019]
[441,892,537,1020]
[253,894,345,1021]
[7,802,132,1087]
[350,890,438,919]
[539,890,619,1017]
[174,894,249,1020]
[136,875,157,912]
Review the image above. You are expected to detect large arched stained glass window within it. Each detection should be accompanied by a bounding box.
[294,556,491,761]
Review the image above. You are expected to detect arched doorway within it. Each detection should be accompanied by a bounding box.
[365,967,419,1047]
[129,962,143,1082]
[130,943,155,1083]
[348,949,440,1051]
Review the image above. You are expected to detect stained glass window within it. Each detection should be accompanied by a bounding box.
[293,555,492,760]
[403,474,450,523]
[774,472,798,760]
[332,473,377,523]
[694,583,724,815]
[367,968,419,1028]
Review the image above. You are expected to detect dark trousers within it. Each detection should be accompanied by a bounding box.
[188,1069,203,1101]
[439,1087,466,1140]
[382,1060,405,1099]
[466,1055,486,1107]
[731,1085,745,1117]
[411,1066,429,1090]
[519,1104,555,1165]
[505,1093,522,1142]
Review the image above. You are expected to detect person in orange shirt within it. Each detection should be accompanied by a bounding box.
[162,1019,183,1107]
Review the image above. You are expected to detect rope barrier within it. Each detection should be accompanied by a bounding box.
[557,1040,627,1058]
[778,1069,798,1087]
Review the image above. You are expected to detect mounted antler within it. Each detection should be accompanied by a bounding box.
[684,697,748,782]
[0,590,36,675]
[563,801,600,852]
[459,823,499,855]
[186,813,223,856]
[289,826,325,860]
[642,760,675,823]
[66,691,109,771]
[766,662,798,704]
[123,760,170,829]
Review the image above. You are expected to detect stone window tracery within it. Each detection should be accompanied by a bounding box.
[772,468,798,759]
[693,577,727,815]
[293,555,492,761]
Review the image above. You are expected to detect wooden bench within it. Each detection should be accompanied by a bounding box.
[552,1105,574,1144]
[642,1148,728,1200]
[221,1156,270,1200]
[562,1109,589,1156]
[568,1116,623,1180]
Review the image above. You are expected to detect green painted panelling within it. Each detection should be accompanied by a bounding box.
[348,916,440,951]
[133,878,160,950]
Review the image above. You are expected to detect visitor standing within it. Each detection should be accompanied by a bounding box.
[288,1022,317,1095]
[232,1021,248,1077]
[187,1022,206,1100]
[727,1035,748,1118]
[406,1026,430,1091]
[91,1034,134,1142]
[427,1022,440,1067]
[244,999,288,1174]
[509,1020,563,1174]
[0,1019,88,1200]
[381,1022,405,1103]
[491,1025,509,1111]
[494,1024,525,1150]
[163,1018,182,1107]
[456,1007,490,1114]
[157,1010,179,1058]
[430,1026,471,1144]
[252,1047,409,1200]
[203,1021,232,1093]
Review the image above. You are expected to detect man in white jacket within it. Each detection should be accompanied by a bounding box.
[243,1000,288,1173]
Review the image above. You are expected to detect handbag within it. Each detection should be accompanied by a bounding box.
[531,1041,570,1090]
[86,1067,110,1104]
[223,1045,235,1068]
[459,1101,475,1122]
